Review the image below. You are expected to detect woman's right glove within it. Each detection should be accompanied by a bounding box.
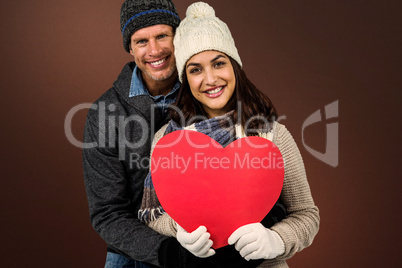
[228,223,285,260]
[176,224,216,258]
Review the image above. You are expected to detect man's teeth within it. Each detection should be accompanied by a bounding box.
[150,58,166,66]
[206,86,223,94]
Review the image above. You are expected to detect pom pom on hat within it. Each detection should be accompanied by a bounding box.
[174,2,242,82]
[186,2,215,18]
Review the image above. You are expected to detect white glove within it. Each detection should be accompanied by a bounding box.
[176,224,216,258]
[228,223,285,260]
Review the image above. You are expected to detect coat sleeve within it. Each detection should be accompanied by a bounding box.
[145,124,178,237]
[270,124,320,260]
[82,116,168,266]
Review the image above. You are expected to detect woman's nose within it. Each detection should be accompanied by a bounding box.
[204,69,217,85]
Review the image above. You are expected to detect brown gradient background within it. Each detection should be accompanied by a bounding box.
[1,0,401,267]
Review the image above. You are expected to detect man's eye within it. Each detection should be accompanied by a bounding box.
[157,34,167,39]
[137,40,147,45]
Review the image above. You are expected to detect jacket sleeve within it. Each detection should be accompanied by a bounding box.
[270,124,320,260]
[82,116,168,266]
[145,124,178,237]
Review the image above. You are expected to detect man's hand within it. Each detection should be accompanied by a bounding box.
[176,224,215,258]
[228,223,285,261]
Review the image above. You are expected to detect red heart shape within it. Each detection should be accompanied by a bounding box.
[151,130,284,248]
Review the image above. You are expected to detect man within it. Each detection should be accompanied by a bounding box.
[83,1,185,267]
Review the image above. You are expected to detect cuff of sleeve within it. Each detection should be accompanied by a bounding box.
[271,230,285,256]
[270,223,296,260]
[158,237,181,268]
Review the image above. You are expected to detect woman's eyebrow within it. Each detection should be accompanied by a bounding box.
[186,62,201,69]
[210,54,226,62]
[187,54,227,69]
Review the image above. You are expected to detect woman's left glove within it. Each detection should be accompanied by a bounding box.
[228,223,285,260]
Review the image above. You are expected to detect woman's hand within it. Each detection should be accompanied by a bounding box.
[176,224,216,258]
[228,223,285,260]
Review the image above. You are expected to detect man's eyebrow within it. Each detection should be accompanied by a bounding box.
[132,30,172,42]
[132,37,147,42]
[157,30,171,35]
[186,54,227,69]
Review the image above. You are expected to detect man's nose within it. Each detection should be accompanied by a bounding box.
[148,39,162,56]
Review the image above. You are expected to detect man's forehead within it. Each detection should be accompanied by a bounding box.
[131,24,174,40]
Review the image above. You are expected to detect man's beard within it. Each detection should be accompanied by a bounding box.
[144,63,177,82]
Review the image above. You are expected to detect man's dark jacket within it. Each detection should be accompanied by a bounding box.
[83,62,169,266]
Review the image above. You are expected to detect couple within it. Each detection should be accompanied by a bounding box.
[83,1,319,268]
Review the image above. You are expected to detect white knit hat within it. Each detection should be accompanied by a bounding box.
[174,2,242,82]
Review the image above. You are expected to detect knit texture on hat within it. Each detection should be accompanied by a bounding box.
[120,0,180,53]
[174,2,242,82]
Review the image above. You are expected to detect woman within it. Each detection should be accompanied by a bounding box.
[139,2,319,267]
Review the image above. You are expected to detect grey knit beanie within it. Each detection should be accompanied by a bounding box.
[120,0,181,53]
[174,2,242,82]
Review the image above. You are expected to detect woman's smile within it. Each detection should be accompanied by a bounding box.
[204,86,225,97]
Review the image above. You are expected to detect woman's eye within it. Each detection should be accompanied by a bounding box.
[189,68,201,74]
[215,61,225,68]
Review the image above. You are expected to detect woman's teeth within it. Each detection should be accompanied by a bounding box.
[150,58,166,66]
[206,86,223,94]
